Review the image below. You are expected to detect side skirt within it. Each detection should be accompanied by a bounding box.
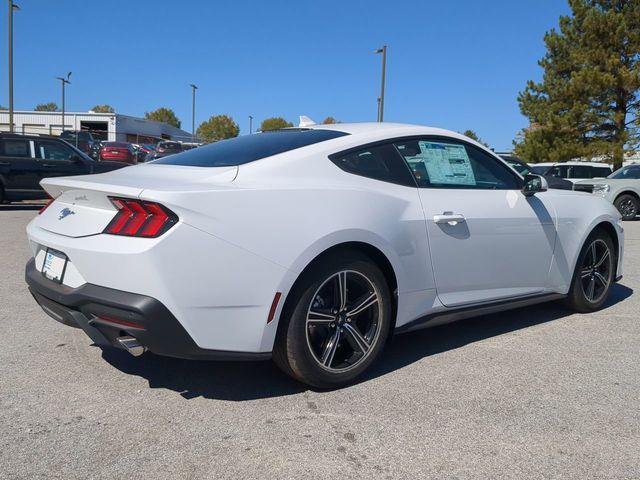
[394,293,566,335]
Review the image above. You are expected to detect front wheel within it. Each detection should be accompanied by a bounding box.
[614,194,638,221]
[564,230,615,313]
[273,253,392,388]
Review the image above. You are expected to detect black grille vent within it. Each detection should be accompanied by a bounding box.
[573,184,594,193]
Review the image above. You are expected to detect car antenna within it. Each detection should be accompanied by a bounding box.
[299,115,316,127]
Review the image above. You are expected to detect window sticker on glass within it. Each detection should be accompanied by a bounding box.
[404,141,476,186]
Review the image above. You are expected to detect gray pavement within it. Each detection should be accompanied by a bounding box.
[1,205,638,479]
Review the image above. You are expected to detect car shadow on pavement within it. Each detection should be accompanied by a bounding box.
[101,283,633,401]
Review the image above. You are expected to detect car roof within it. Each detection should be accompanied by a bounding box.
[0,132,60,141]
[541,161,612,168]
[300,122,495,153]
[305,122,455,136]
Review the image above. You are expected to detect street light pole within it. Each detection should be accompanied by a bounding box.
[8,1,20,133]
[249,115,253,134]
[375,45,387,122]
[55,72,71,134]
[190,83,198,142]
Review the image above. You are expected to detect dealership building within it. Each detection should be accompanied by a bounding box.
[0,110,194,144]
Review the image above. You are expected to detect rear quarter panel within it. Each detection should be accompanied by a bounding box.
[139,149,437,342]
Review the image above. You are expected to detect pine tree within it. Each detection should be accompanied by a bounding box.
[515,0,640,169]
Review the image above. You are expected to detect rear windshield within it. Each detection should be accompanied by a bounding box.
[103,142,128,148]
[153,129,349,167]
[61,131,90,140]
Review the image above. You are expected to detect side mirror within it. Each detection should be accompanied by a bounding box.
[522,174,548,197]
[70,154,84,164]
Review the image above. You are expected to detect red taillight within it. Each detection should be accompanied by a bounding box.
[39,196,55,214]
[104,197,177,238]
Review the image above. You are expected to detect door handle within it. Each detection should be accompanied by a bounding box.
[40,163,58,167]
[0,161,10,166]
[433,212,466,226]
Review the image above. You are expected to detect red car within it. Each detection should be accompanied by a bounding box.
[99,142,136,164]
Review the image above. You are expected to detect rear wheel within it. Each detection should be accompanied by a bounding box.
[564,230,615,312]
[273,252,392,388]
[614,194,638,221]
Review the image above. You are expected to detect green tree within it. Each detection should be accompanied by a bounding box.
[91,104,115,113]
[515,0,640,168]
[260,117,293,131]
[322,116,339,124]
[34,102,58,112]
[196,115,240,143]
[145,107,181,128]
[461,129,489,147]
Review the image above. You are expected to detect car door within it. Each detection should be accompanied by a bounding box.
[34,139,90,180]
[0,137,42,194]
[393,136,557,307]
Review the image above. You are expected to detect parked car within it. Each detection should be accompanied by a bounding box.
[499,155,573,190]
[145,141,183,161]
[0,133,128,202]
[99,142,136,164]
[60,130,97,156]
[532,161,612,182]
[131,144,154,163]
[25,123,623,387]
[88,140,104,160]
[574,164,640,220]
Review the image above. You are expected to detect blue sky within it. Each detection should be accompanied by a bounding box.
[1,0,569,150]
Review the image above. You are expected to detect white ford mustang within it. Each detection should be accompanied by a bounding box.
[26,123,624,387]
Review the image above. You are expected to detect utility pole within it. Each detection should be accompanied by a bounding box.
[249,115,253,134]
[375,45,387,122]
[190,83,198,142]
[8,1,20,133]
[56,72,72,134]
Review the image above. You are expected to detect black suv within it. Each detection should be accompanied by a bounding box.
[60,130,97,156]
[0,133,128,203]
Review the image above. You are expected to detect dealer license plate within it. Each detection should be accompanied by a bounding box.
[42,248,68,284]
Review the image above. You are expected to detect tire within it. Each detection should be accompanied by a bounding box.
[564,229,616,313]
[614,194,638,221]
[273,251,392,388]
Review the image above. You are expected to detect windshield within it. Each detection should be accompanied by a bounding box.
[530,165,550,175]
[153,129,349,167]
[503,159,530,175]
[609,165,640,179]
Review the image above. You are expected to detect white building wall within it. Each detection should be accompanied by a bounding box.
[0,111,193,143]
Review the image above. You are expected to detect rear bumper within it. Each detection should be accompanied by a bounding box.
[25,258,271,361]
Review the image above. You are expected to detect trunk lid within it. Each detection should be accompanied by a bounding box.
[38,164,238,238]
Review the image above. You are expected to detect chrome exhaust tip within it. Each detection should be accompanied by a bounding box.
[116,336,147,357]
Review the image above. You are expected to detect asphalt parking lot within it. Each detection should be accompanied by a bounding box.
[1,205,639,480]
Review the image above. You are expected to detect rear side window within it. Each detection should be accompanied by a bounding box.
[1,139,30,157]
[153,129,349,167]
[594,166,611,177]
[329,143,416,187]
